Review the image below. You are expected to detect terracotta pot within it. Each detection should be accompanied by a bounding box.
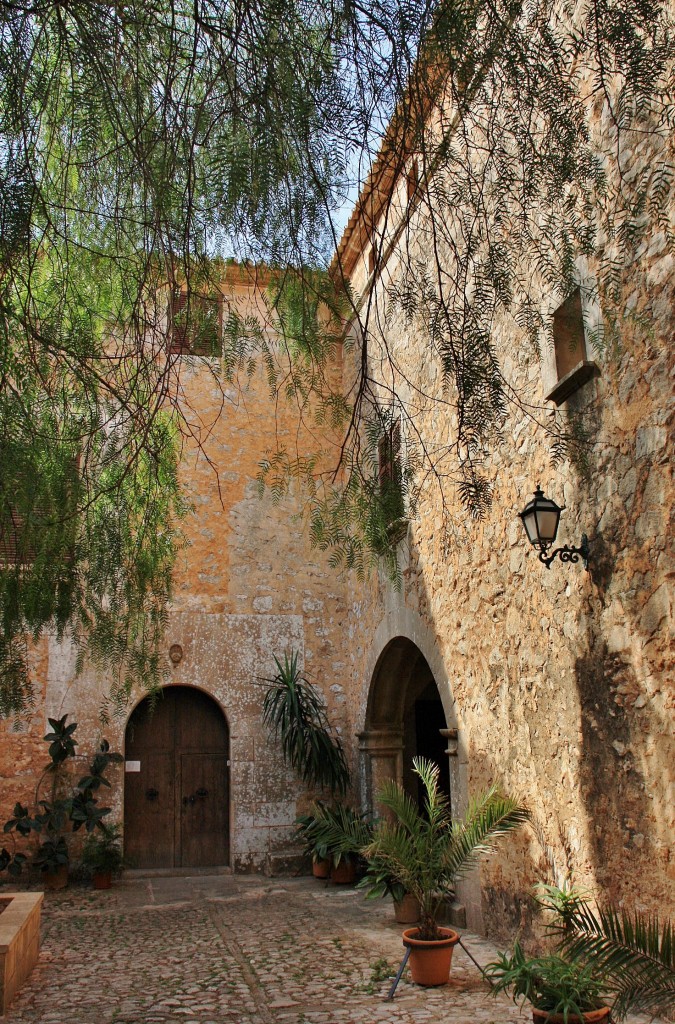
[532,1008,611,1024]
[92,870,113,890]
[312,858,331,879]
[402,926,459,986]
[330,859,356,884]
[43,865,69,890]
[394,893,421,924]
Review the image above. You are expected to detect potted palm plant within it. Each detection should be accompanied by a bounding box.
[364,757,530,986]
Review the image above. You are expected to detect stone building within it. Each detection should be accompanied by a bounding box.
[0,33,673,939]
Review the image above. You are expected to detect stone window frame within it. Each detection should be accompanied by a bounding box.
[541,279,602,405]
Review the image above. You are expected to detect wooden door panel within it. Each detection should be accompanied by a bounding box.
[125,687,229,869]
[180,753,228,867]
[124,752,175,868]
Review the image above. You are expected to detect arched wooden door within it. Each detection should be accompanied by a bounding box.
[124,687,229,869]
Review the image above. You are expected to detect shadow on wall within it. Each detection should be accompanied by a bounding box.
[573,644,668,905]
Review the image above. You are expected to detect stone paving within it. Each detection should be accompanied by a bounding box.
[2,872,529,1024]
[0,873,536,1024]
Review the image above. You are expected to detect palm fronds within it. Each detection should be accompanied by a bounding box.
[365,757,529,939]
[262,650,350,796]
[560,899,674,1019]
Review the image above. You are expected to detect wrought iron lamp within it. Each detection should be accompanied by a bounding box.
[518,486,590,569]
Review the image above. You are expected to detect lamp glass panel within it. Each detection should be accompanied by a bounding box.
[535,507,560,544]
[522,510,540,546]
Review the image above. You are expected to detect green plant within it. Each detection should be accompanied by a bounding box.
[486,942,606,1022]
[81,824,124,876]
[296,800,372,868]
[540,886,675,1020]
[357,853,407,904]
[488,884,675,1022]
[364,757,530,940]
[0,715,122,877]
[262,650,350,795]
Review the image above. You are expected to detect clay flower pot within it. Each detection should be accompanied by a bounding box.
[92,870,113,890]
[330,859,356,884]
[532,1008,611,1024]
[43,865,69,890]
[394,893,420,924]
[402,926,459,986]
[312,858,330,879]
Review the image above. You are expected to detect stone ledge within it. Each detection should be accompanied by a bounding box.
[0,891,43,1014]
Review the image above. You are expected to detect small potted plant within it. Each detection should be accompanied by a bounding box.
[296,805,331,878]
[296,801,372,884]
[486,943,610,1024]
[357,855,420,923]
[363,757,529,986]
[81,824,124,889]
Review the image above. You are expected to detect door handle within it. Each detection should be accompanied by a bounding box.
[146,788,159,801]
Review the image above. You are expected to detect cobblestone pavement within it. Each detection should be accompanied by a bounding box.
[5,874,531,1024]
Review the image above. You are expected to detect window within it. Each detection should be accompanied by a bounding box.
[406,157,419,202]
[378,419,407,544]
[378,419,401,485]
[169,289,223,356]
[544,288,600,405]
[0,506,36,565]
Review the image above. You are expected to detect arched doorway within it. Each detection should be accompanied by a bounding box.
[124,686,230,869]
[360,637,451,813]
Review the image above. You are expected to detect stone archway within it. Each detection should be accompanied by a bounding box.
[358,634,459,816]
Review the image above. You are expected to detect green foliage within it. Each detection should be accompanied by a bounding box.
[81,823,124,876]
[357,852,408,904]
[364,757,530,940]
[542,887,675,1020]
[486,942,606,1020]
[262,650,350,796]
[488,883,675,1021]
[296,800,372,868]
[0,715,122,876]
[0,0,672,642]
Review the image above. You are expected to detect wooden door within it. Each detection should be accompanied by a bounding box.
[124,687,229,868]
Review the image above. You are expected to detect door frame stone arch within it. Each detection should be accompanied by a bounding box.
[123,683,231,869]
[357,609,481,931]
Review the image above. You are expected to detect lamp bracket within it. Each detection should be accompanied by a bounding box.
[538,534,590,570]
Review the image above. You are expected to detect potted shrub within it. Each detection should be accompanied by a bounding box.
[296,805,331,878]
[81,824,124,889]
[535,882,675,1021]
[357,855,420,923]
[364,757,529,986]
[296,800,372,884]
[486,943,609,1024]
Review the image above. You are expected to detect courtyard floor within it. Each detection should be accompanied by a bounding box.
[4,872,531,1024]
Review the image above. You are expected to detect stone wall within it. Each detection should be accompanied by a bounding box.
[338,70,674,938]
[0,271,357,874]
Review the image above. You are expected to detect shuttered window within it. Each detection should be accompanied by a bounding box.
[169,290,223,356]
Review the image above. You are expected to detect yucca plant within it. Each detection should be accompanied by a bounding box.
[540,887,675,1020]
[262,650,350,796]
[363,757,530,940]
